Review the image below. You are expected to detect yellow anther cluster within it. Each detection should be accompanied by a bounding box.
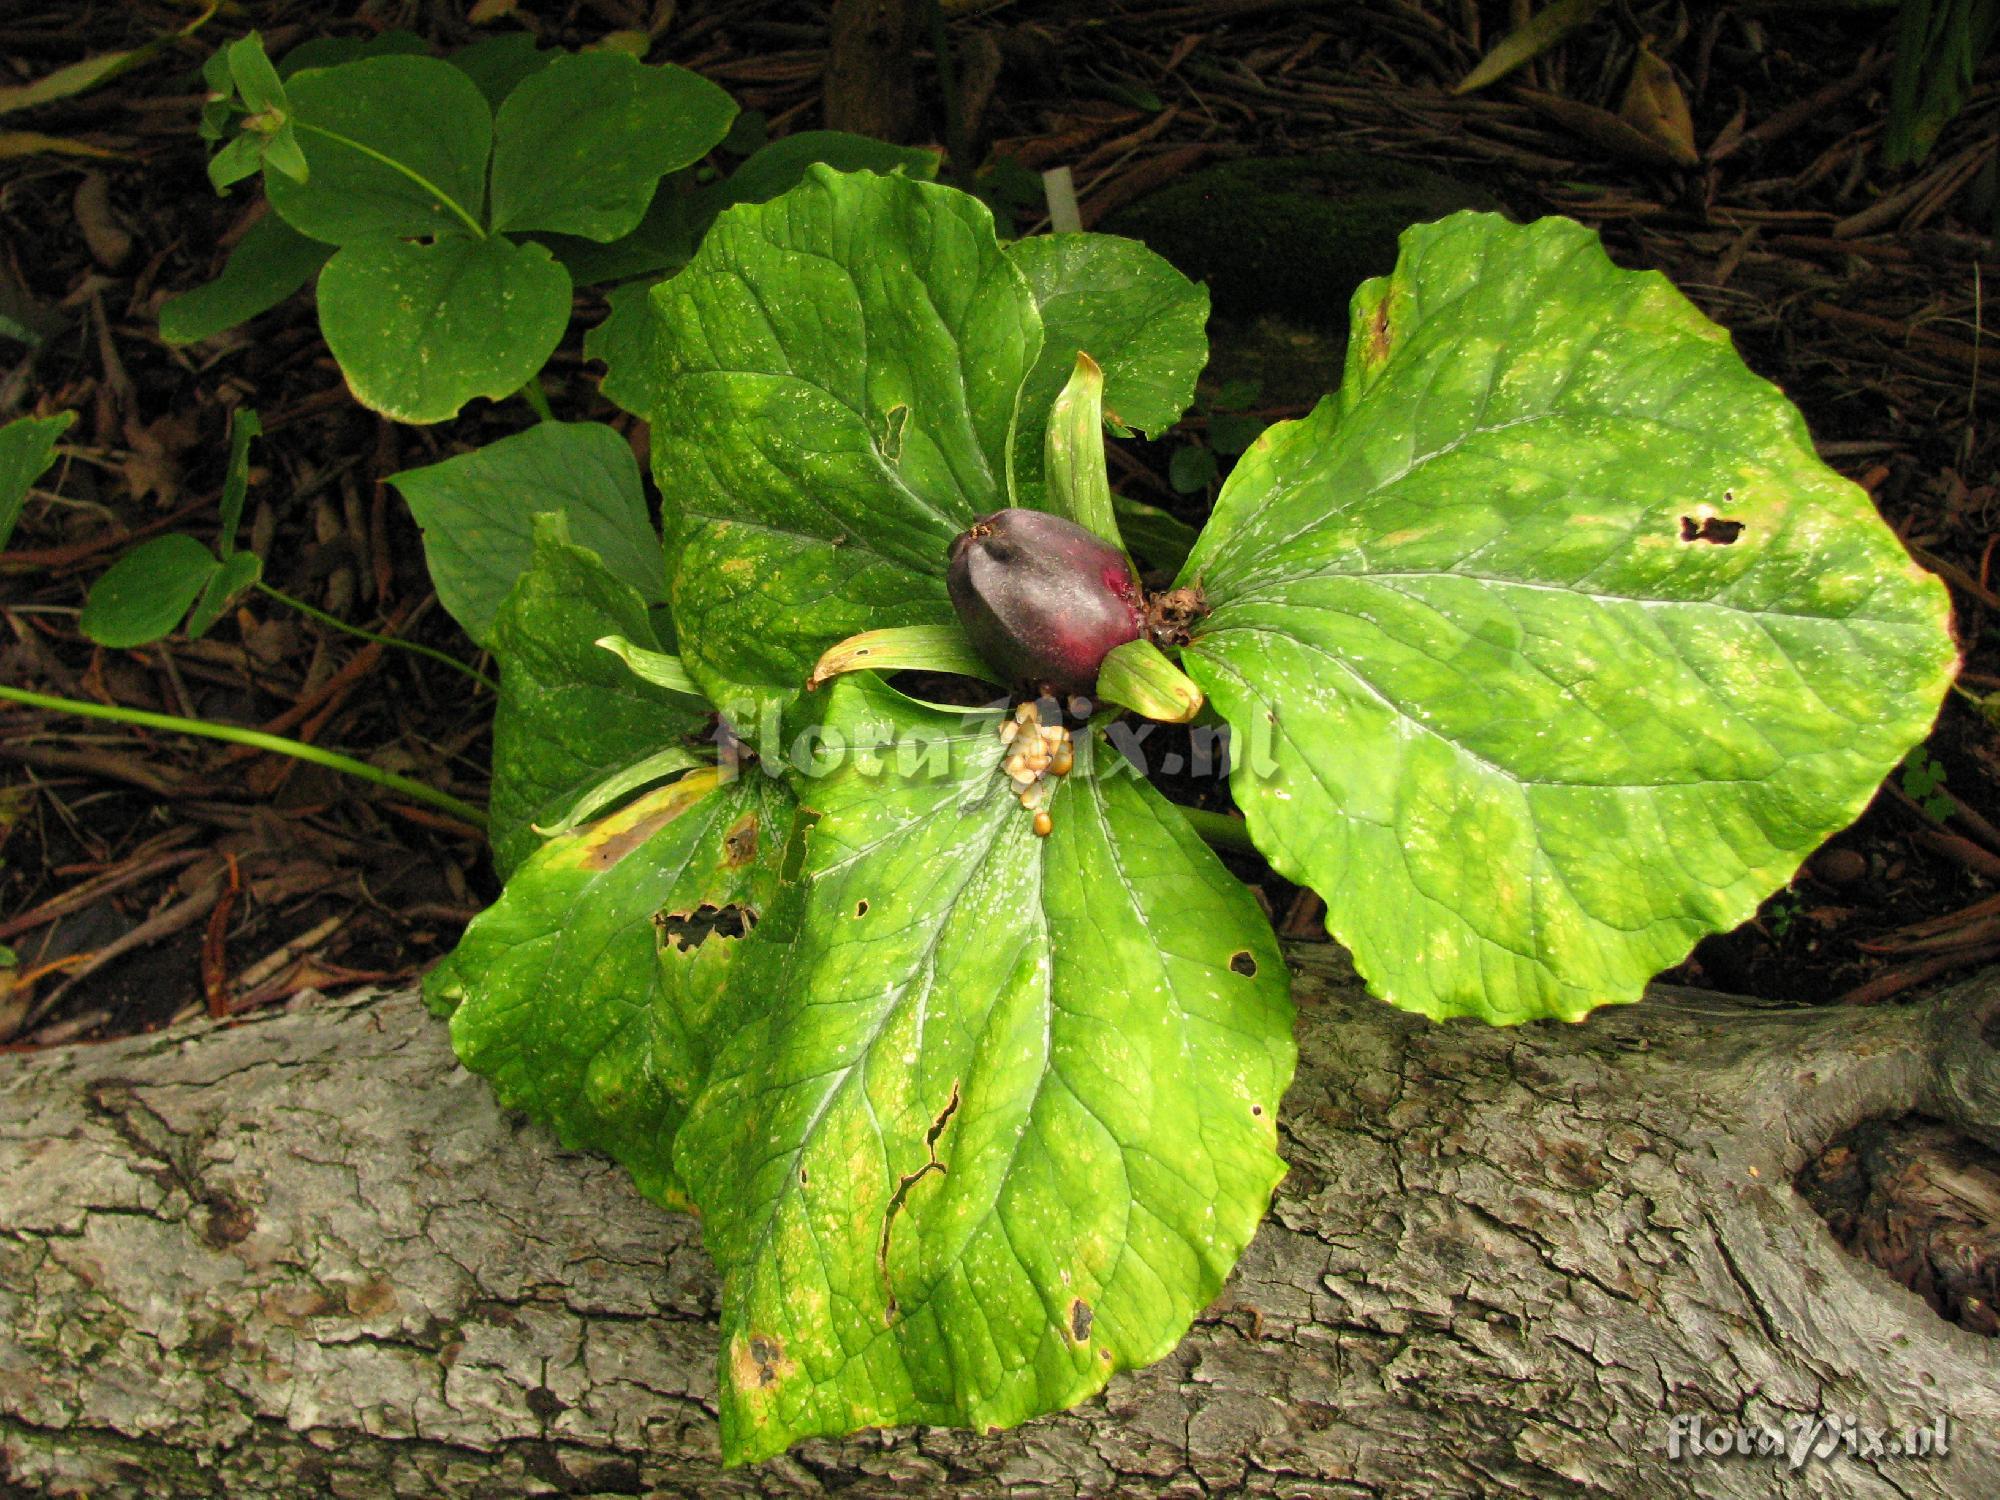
[998,701,1073,836]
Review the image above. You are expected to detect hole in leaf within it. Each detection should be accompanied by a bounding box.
[1229,950,1258,977]
[855,899,870,918]
[1252,1104,1264,1117]
[658,902,755,954]
[1679,514,1745,545]
[1069,1297,1094,1342]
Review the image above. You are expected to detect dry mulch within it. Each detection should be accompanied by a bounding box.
[1,0,1997,1049]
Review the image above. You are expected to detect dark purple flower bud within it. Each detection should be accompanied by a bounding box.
[947,508,1145,698]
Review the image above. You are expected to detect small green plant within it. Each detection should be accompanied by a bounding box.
[1764,889,1802,942]
[421,169,1956,1463]
[75,407,263,649]
[0,407,484,826]
[165,30,935,424]
[1885,0,1999,167]
[1902,744,1956,820]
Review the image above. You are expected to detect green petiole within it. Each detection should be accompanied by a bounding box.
[0,684,487,828]
[254,581,496,692]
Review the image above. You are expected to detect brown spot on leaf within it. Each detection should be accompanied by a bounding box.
[581,817,662,870]
[1069,1298,1094,1342]
[1366,297,1392,365]
[730,1331,796,1392]
[721,812,758,867]
[854,899,869,918]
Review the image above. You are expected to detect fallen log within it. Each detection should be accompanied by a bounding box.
[2,945,1996,1497]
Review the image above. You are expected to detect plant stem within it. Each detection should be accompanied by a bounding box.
[0,685,487,829]
[1172,803,1258,856]
[254,581,496,692]
[517,378,555,422]
[293,122,487,240]
[925,0,969,183]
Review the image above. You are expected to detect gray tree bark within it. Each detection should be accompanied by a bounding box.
[2,945,1997,1498]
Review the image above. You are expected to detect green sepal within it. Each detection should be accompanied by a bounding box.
[1095,638,1203,723]
[1041,352,1120,550]
[805,623,1001,691]
[595,635,701,698]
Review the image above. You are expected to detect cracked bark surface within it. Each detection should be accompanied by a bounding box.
[3,945,1998,1498]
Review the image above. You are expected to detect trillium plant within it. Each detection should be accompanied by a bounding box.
[424,167,1956,1463]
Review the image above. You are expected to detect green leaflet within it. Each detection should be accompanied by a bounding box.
[486,517,710,879]
[0,409,74,554]
[315,234,571,424]
[647,167,1036,725]
[431,766,791,1211]
[266,56,492,244]
[1179,211,1957,1024]
[488,51,735,241]
[78,534,220,648]
[388,421,664,646]
[676,676,1294,1462]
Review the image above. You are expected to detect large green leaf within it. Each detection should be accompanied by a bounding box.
[488,52,735,241]
[266,56,492,244]
[431,766,791,1211]
[1005,233,1209,505]
[676,676,1294,1462]
[643,167,1042,724]
[316,234,570,423]
[1180,211,1957,1024]
[388,421,663,646]
[158,215,332,345]
[0,409,74,553]
[487,517,710,879]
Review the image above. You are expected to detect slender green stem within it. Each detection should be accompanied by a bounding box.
[255,581,496,692]
[926,0,969,182]
[293,121,487,240]
[1172,803,1258,856]
[0,685,487,827]
[517,379,555,422]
